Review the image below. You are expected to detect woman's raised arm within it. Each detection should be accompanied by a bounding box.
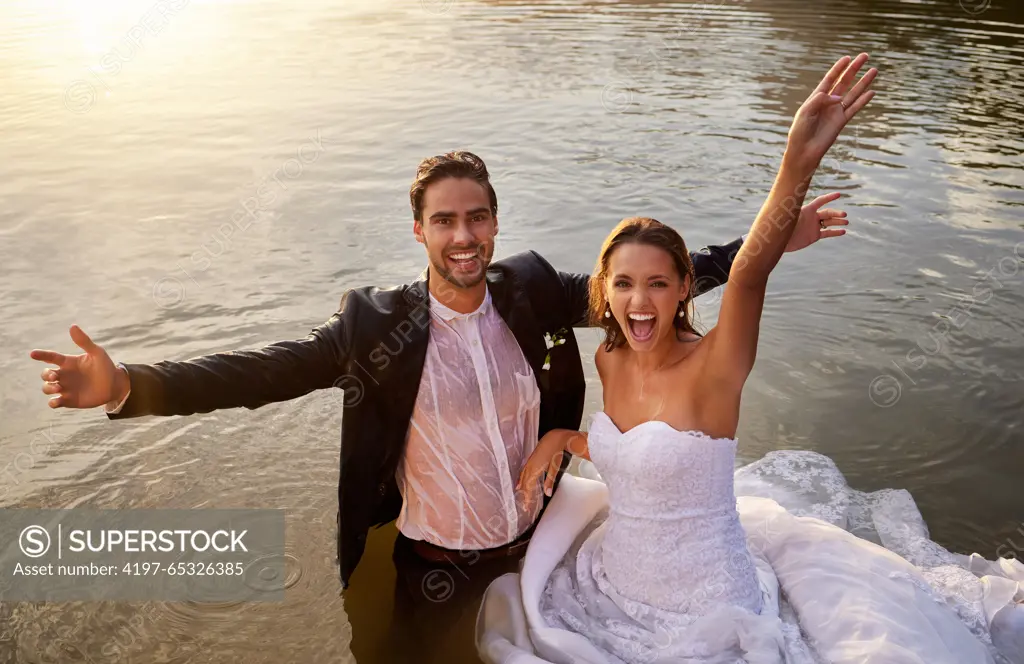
[705,53,877,390]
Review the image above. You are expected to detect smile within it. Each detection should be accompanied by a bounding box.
[447,250,480,271]
[625,311,656,342]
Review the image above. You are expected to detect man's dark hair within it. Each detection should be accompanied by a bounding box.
[410,150,498,222]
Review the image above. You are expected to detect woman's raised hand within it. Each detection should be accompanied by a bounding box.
[784,53,877,176]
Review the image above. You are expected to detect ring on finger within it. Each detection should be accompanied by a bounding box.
[819,217,827,229]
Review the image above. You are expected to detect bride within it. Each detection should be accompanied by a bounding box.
[476,53,1023,664]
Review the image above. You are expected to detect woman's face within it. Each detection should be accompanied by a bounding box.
[604,242,689,352]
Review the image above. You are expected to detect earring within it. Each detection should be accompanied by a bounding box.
[604,308,611,319]
[677,304,685,318]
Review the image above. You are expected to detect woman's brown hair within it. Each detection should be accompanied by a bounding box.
[588,217,700,351]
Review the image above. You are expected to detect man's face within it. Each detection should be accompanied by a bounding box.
[414,177,498,289]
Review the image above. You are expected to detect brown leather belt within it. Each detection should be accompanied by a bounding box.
[411,528,535,565]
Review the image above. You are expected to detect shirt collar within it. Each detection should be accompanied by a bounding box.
[429,286,492,322]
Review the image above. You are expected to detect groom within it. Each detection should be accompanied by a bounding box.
[31,150,845,661]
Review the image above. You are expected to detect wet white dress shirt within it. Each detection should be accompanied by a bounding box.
[396,287,542,549]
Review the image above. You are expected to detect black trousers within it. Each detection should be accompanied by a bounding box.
[346,523,525,664]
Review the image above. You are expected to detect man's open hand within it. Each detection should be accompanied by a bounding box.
[29,325,126,409]
[785,192,850,253]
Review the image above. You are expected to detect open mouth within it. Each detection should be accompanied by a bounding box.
[626,312,656,343]
[447,249,480,272]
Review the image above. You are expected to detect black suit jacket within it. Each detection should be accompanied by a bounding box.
[108,239,742,589]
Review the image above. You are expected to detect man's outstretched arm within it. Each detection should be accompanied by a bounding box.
[31,302,354,419]
[689,236,746,297]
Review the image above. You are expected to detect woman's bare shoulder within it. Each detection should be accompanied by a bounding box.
[664,330,708,366]
[594,343,625,377]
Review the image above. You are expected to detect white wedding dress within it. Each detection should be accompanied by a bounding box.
[477,412,1024,664]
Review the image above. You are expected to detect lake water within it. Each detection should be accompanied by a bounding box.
[1,0,1022,661]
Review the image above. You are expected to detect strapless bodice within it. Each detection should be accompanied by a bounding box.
[588,411,741,519]
[586,411,762,614]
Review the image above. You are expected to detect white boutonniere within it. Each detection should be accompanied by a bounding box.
[542,327,569,371]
